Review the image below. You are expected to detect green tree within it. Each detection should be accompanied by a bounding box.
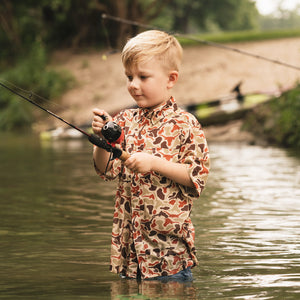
[102,0,172,48]
[0,0,261,131]
[190,0,259,32]
[0,0,173,61]
[0,0,260,64]
[153,0,259,34]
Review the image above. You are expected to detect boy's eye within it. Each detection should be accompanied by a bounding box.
[126,74,148,81]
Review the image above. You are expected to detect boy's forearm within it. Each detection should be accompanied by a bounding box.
[93,146,112,174]
[151,156,194,188]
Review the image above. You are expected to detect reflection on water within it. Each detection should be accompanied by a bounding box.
[193,143,300,299]
[0,134,299,299]
[111,279,197,299]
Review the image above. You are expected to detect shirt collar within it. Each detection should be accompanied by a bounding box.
[137,97,178,125]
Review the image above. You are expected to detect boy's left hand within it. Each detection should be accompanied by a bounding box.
[124,152,194,188]
[124,153,154,173]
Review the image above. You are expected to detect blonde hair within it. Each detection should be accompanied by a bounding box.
[121,30,183,72]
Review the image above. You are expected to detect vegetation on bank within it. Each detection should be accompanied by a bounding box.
[243,85,300,150]
[0,43,74,131]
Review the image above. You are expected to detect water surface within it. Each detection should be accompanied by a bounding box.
[0,133,299,299]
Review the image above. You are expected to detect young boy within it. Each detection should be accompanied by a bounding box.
[92,30,209,281]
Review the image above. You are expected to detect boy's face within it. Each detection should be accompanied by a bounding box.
[125,58,178,110]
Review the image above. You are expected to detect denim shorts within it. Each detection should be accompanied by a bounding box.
[145,267,193,282]
[121,267,193,282]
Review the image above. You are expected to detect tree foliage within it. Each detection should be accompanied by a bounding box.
[0,0,259,131]
[168,0,258,33]
[0,0,259,65]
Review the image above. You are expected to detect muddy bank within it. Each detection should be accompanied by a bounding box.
[37,37,300,142]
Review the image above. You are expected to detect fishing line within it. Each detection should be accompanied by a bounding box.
[0,78,67,111]
[101,15,115,55]
[0,80,89,136]
[102,14,300,71]
[0,80,130,161]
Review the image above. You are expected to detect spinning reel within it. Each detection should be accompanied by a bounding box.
[100,115,124,144]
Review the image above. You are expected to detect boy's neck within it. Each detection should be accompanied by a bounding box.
[141,96,174,112]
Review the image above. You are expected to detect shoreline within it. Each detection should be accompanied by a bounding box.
[35,37,300,143]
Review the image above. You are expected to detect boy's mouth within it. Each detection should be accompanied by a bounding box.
[133,94,143,98]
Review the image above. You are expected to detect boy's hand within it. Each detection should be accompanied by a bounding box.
[92,108,111,136]
[125,152,194,188]
[125,153,154,173]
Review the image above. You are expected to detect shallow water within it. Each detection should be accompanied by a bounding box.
[0,133,299,299]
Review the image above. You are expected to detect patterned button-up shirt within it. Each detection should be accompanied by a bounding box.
[95,97,209,279]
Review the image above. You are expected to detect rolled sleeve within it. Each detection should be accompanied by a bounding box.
[179,123,210,198]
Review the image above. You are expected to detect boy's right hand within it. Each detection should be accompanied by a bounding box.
[92,108,111,136]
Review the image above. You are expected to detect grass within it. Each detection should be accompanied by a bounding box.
[177,28,300,46]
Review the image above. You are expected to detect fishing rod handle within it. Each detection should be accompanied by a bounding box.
[88,134,130,161]
[119,151,131,161]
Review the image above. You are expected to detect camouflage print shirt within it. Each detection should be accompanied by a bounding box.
[96,97,210,279]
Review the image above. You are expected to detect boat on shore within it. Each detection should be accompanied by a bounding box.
[185,81,282,126]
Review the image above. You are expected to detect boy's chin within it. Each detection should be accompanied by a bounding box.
[135,100,150,109]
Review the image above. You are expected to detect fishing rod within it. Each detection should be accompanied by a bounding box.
[102,14,300,71]
[0,81,130,161]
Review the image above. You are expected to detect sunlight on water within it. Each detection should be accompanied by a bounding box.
[0,135,299,299]
[192,143,300,299]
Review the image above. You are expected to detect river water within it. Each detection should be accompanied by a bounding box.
[0,133,299,299]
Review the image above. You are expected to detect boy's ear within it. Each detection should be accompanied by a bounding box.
[167,71,179,89]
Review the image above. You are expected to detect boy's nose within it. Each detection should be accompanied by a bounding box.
[129,78,139,89]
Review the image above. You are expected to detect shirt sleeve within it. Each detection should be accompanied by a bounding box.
[178,116,210,198]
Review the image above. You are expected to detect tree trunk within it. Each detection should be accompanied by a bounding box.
[0,0,21,48]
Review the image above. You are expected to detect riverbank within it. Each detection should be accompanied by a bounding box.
[203,120,254,144]
[36,37,300,143]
